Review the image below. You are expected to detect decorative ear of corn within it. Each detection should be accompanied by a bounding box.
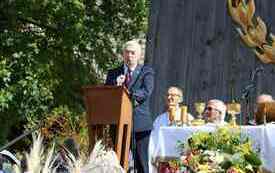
[227,0,275,64]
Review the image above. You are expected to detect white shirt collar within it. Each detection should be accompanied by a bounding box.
[124,64,137,74]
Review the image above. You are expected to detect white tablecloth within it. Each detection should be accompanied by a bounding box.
[149,124,275,173]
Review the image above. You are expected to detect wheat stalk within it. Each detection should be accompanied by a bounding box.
[14,136,124,173]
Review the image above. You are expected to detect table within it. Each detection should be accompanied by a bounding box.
[149,124,275,173]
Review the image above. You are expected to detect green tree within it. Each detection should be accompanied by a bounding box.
[0,0,149,145]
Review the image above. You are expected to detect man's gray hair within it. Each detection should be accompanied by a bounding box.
[167,86,183,103]
[123,40,142,53]
[207,99,227,122]
[256,94,273,104]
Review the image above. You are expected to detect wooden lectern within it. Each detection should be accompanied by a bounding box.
[82,85,132,170]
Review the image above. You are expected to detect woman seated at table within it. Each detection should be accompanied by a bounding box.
[203,99,227,125]
[153,86,194,131]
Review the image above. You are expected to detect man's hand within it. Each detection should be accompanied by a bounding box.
[116,75,126,86]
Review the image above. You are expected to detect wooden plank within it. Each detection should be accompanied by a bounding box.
[146,0,275,120]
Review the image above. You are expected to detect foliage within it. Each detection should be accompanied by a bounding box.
[173,127,262,173]
[40,106,89,153]
[0,0,149,145]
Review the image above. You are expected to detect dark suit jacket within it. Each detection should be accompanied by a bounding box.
[105,64,154,132]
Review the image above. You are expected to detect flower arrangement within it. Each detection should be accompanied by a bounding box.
[172,127,262,173]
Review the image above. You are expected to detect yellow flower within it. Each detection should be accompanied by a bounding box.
[198,164,210,171]
[237,142,252,155]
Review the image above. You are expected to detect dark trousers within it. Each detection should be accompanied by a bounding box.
[109,125,151,173]
[134,130,151,173]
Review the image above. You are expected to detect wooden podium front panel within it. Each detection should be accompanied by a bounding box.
[83,85,133,170]
[83,86,125,125]
[120,91,133,124]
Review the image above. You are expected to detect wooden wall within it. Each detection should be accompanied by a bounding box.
[145,0,275,120]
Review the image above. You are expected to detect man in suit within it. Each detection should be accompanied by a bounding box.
[105,40,154,173]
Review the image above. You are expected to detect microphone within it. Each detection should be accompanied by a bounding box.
[240,66,264,100]
[250,66,264,82]
[241,83,256,99]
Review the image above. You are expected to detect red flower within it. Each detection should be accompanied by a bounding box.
[226,167,238,173]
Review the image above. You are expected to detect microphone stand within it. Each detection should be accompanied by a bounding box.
[240,66,264,124]
[241,84,255,124]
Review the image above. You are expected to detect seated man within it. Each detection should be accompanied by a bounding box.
[254,94,274,124]
[256,94,273,104]
[153,86,194,131]
[203,99,227,125]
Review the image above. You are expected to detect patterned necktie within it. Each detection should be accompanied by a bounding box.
[125,70,132,88]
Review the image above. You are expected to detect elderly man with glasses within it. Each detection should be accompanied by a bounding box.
[152,86,194,131]
[203,99,227,125]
